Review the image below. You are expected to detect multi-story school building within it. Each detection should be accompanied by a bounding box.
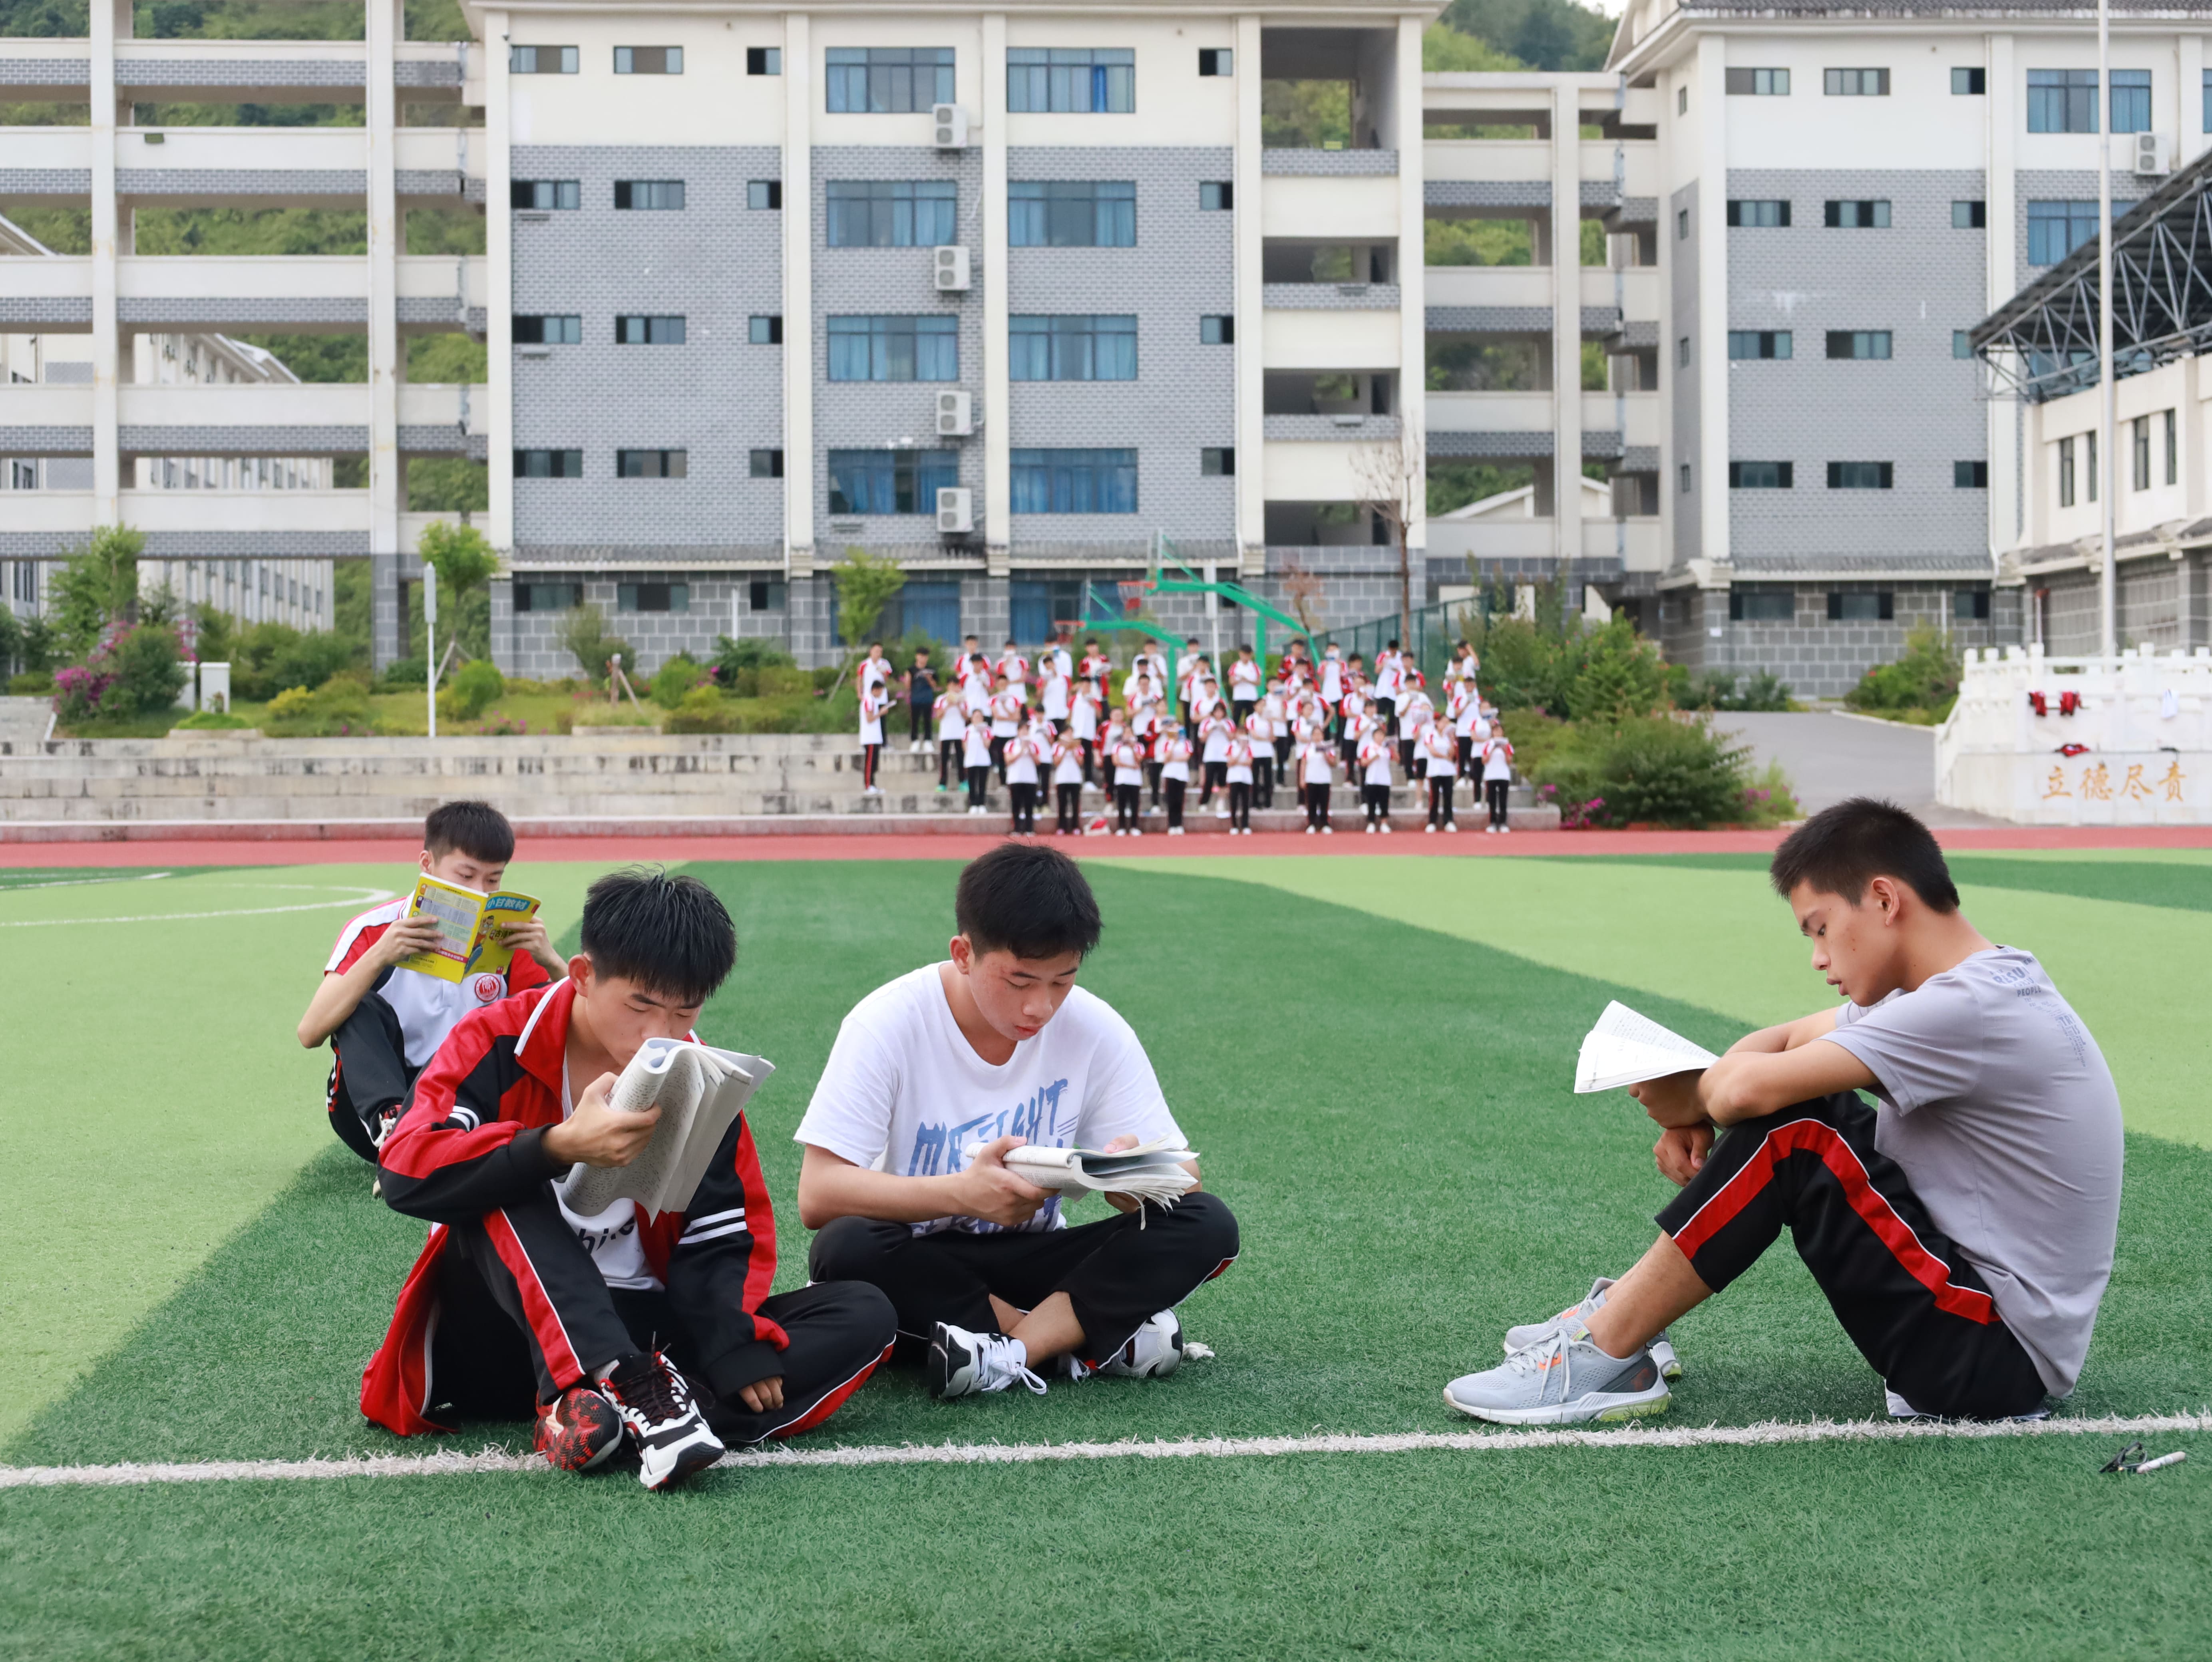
[1,0,2208,694]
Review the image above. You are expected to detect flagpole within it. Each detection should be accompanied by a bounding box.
[2097,0,2117,657]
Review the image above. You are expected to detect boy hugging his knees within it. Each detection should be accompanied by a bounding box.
[796,843,1240,1402]
[362,868,895,1490]
[300,800,565,1167]
[1444,798,2123,1427]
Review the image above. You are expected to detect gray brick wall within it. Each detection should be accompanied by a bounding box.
[511,143,784,553]
[502,574,790,679]
[1670,179,1702,562]
[1705,580,1997,699]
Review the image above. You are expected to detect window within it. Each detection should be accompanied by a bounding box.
[1955,589,1991,620]
[1008,48,1134,113]
[828,315,959,382]
[1198,48,1232,77]
[750,448,784,479]
[1953,67,1985,95]
[1009,314,1136,381]
[1954,330,1973,359]
[1011,448,1138,513]
[2132,416,2151,491]
[1199,181,1232,211]
[749,315,782,345]
[1826,330,1892,360]
[1827,591,1894,621]
[1678,86,1688,115]
[615,315,686,345]
[827,179,956,246]
[2205,69,2212,135]
[513,581,583,613]
[1730,590,1795,621]
[514,449,583,478]
[747,180,781,211]
[1729,330,1792,359]
[1724,68,1790,95]
[2110,70,2152,134]
[747,46,781,76]
[511,179,579,210]
[748,578,787,611]
[614,180,684,211]
[1828,461,1893,489]
[828,449,958,515]
[2027,200,2104,264]
[1677,336,1691,368]
[826,47,955,113]
[1953,199,1986,229]
[2166,408,2178,485]
[1955,460,1988,488]
[1729,461,1794,488]
[1008,180,1135,248]
[1726,199,1790,228]
[614,47,681,75]
[616,449,687,478]
[1200,315,1233,345]
[1201,447,1234,476]
[2088,429,2099,501]
[1679,463,1692,493]
[618,582,689,612]
[1677,208,1689,240]
[2028,69,2097,133]
[513,314,581,345]
[509,45,576,74]
[2059,435,2077,505]
[1824,199,1890,228]
[1824,68,1888,96]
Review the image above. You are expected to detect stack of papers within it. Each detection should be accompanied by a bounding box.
[1573,1001,1719,1094]
[559,1038,776,1217]
[1004,1137,1199,1209]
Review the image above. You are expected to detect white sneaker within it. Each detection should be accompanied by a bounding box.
[1503,1276,1682,1382]
[598,1352,726,1490]
[1424,823,1435,834]
[1321,824,1333,834]
[1168,825,1184,835]
[1500,824,1513,834]
[1100,1311,1185,1379]
[1365,823,1376,835]
[929,1322,1048,1400]
[1380,822,1391,834]
[1443,1326,1670,1426]
[1215,805,1229,818]
[1305,825,1316,835]
[1443,822,1457,833]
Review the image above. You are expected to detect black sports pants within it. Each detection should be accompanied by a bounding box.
[809,1192,1239,1371]
[965,765,990,809]
[1485,777,1510,827]
[1056,781,1082,832]
[1254,754,1274,808]
[1228,780,1251,831]
[1363,781,1389,824]
[938,738,960,787]
[326,993,412,1162]
[1657,1092,2047,1420]
[1164,776,1186,830]
[1115,781,1142,831]
[1428,775,1456,827]
[1009,780,1038,834]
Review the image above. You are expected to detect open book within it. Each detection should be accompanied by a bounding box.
[1573,1001,1720,1094]
[559,1038,776,1218]
[395,874,541,984]
[1004,1137,1199,1210]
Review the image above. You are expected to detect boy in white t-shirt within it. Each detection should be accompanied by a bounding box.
[1356,727,1395,833]
[1223,729,1255,835]
[933,686,967,794]
[857,684,887,797]
[989,677,1023,781]
[1050,729,1086,834]
[1245,705,1276,809]
[1228,645,1261,718]
[1421,718,1459,832]
[1003,718,1044,836]
[798,845,1239,1398]
[1300,736,1337,834]
[1481,732,1516,833]
[1155,726,1194,835]
[1108,732,1146,835]
[962,713,995,815]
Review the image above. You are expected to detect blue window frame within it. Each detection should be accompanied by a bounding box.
[826,47,955,113]
[1008,180,1136,247]
[827,315,958,382]
[901,579,963,642]
[826,180,957,247]
[2109,69,2152,133]
[2027,199,2108,265]
[2027,69,2098,133]
[1009,315,1136,381]
[1007,48,1134,113]
[1011,448,1137,513]
[827,449,958,515]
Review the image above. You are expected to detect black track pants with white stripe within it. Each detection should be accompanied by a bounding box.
[809,1190,1240,1371]
[1656,1092,2047,1419]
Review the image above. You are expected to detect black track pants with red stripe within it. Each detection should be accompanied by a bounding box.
[808,1190,1239,1371]
[1657,1092,2047,1420]
[325,994,413,1163]
[432,1195,896,1444]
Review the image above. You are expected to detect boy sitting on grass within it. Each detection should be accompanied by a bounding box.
[300,800,564,1167]
[1445,798,2122,1426]
[363,868,896,1490]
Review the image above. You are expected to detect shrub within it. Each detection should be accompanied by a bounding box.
[1565,618,1667,723]
[217,616,363,702]
[1671,666,1796,713]
[663,686,738,734]
[439,658,504,722]
[560,603,633,685]
[709,635,797,684]
[1525,713,1753,829]
[264,678,376,737]
[649,653,709,709]
[757,665,814,698]
[174,708,251,730]
[48,526,145,661]
[10,670,54,696]
[1845,627,1961,723]
[52,663,115,724]
[103,623,190,715]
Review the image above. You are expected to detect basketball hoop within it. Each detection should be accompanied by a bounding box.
[1116,578,1156,617]
[1051,618,1084,640]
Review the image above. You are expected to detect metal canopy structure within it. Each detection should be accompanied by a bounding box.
[1971,145,2212,403]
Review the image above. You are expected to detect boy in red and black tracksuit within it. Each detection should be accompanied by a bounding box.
[364,868,895,1489]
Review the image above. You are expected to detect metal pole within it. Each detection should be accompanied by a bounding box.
[422,560,438,739]
[2097,0,2117,657]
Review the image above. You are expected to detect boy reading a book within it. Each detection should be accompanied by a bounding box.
[1444,798,2122,1426]
[300,801,565,1164]
[797,843,1240,1400]
[364,868,895,1489]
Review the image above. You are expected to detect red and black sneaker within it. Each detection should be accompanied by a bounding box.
[599,1352,725,1491]
[534,1385,623,1474]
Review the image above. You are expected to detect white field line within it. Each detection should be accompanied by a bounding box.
[0,871,172,891]
[5,1412,2206,1491]
[0,883,394,927]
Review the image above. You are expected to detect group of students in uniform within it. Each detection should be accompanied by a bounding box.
[852,630,1522,838]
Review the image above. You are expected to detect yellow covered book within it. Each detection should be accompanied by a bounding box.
[396,874,542,982]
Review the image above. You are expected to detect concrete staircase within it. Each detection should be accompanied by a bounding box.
[0,698,53,757]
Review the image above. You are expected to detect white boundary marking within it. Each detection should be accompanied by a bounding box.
[0,883,395,928]
[4,1412,2204,1491]
[0,871,172,891]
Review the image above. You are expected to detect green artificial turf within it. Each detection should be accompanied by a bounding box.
[1577,851,2212,912]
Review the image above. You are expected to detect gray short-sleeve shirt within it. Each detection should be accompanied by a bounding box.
[1822,946,2122,1396]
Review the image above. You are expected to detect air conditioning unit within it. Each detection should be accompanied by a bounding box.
[936,389,974,436]
[933,245,971,291]
[936,486,973,534]
[932,102,969,149]
[2133,132,2169,177]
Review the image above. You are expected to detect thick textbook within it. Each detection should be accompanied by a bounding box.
[395,874,541,983]
[559,1038,776,1218]
[1003,1136,1199,1209]
[1573,1001,1720,1094]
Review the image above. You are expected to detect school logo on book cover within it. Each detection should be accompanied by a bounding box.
[471,974,503,1004]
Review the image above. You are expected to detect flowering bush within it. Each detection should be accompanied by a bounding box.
[52,662,116,723]
[52,620,188,722]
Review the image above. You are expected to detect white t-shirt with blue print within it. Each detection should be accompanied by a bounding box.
[797,964,1183,1236]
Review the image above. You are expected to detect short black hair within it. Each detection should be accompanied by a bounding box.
[424,799,514,864]
[1770,797,1959,913]
[955,843,1102,961]
[579,866,737,1003]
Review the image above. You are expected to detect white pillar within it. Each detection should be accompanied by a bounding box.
[2182,34,2207,164]
[1695,32,1729,569]
[982,12,1011,578]
[367,0,400,566]
[1986,34,2019,559]
[782,11,815,579]
[1233,13,1264,575]
[1552,80,1583,569]
[484,16,514,552]
[1396,14,1426,565]
[90,0,123,525]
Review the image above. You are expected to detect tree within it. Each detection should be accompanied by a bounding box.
[48,525,146,662]
[831,546,906,667]
[416,520,499,674]
[1277,554,1326,637]
[559,602,632,686]
[1352,428,1426,629]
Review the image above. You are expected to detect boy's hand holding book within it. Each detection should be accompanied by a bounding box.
[544,1074,662,1169]
[369,913,447,972]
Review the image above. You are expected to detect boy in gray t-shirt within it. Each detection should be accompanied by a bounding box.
[1444,798,2122,1427]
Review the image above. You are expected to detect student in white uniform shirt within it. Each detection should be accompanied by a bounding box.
[1260,683,1291,776]
[1198,700,1236,813]
[1155,726,1194,835]
[1003,719,1044,836]
[1396,683,1433,779]
[1300,735,1338,833]
[1357,726,1396,833]
[962,713,996,815]
[1228,646,1261,718]
[1245,706,1276,809]
[1050,730,1086,835]
[997,641,1028,694]
[1068,681,1101,787]
[1481,731,1516,833]
[1223,729,1256,835]
[933,687,967,794]
[960,651,994,718]
[989,678,1023,781]
[1109,732,1146,834]
[1421,718,1460,832]
[857,685,887,797]
[1040,662,1072,728]
[1448,679,1480,778]
[1318,645,1346,707]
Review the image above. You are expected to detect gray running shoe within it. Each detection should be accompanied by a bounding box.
[1503,1276,1682,1381]
[1444,1326,1671,1426]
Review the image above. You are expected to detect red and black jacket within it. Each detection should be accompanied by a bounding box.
[361,978,788,1435]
